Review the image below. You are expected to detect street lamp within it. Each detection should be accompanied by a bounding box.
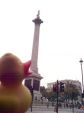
[79,58,84,93]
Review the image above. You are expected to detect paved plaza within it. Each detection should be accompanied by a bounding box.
[25,107,84,113]
[26,110,84,113]
[26,111,71,113]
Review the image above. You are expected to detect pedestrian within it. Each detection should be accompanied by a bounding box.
[47,102,49,108]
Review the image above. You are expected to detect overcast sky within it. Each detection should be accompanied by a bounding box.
[0,0,84,87]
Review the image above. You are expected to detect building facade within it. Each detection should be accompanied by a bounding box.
[47,79,82,94]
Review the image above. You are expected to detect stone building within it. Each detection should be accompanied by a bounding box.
[47,79,82,94]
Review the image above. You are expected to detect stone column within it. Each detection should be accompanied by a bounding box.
[25,11,43,101]
[30,11,43,74]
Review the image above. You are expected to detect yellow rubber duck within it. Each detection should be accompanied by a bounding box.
[0,53,32,113]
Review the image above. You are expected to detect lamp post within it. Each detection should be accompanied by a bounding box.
[53,80,59,113]
[28,85,33,112]
[79,58,84,93]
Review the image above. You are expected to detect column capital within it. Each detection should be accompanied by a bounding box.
[32,11,43,24]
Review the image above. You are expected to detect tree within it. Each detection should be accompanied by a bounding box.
[40,86,47,97]
[64,81,80,101]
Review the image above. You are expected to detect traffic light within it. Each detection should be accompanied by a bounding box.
[53,84,58,92]
[82,93,84,98]
[60,82,64,92]
[28,85,33,98]
[71,92,75,100]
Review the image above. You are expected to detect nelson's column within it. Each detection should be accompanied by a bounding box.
[25,11,43,101]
